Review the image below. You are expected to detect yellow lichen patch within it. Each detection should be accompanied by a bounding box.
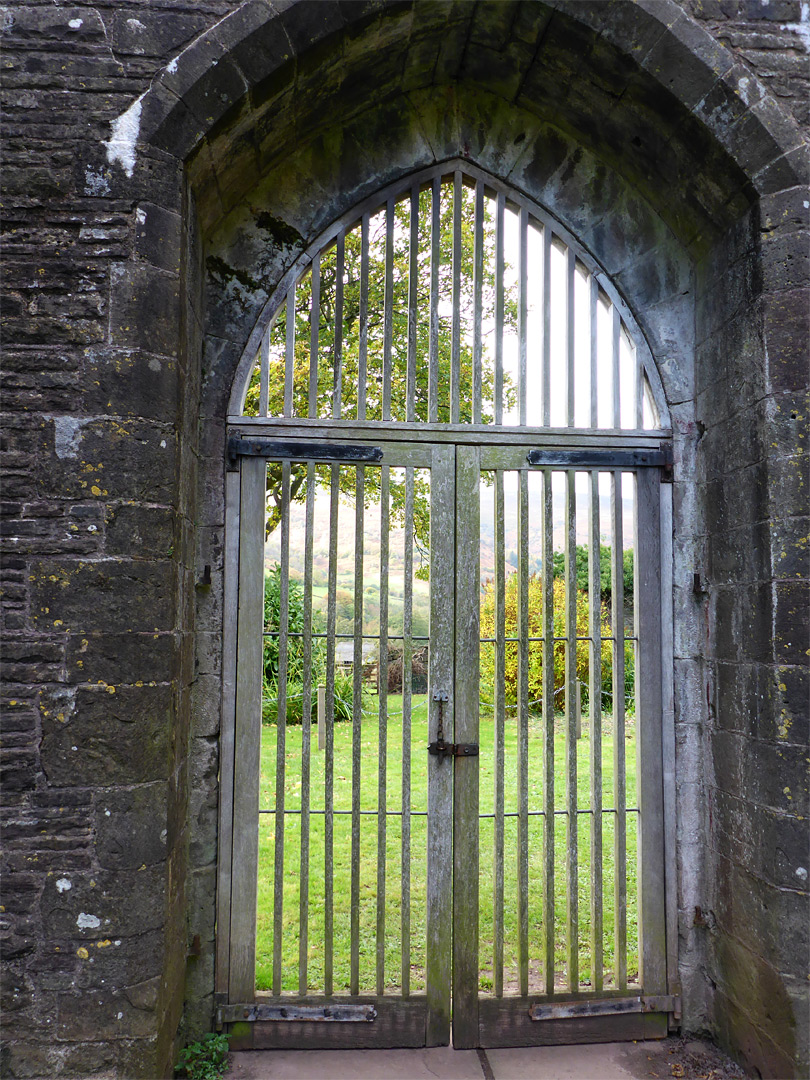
[90,485,102,496]
[76,947,89,960]
[96,940,111,949]
[106,685,116,695]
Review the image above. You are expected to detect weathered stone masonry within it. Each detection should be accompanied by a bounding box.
[1,2,807,1078]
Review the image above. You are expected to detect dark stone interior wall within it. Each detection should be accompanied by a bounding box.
[696,192,810,1077]
[1,3,807,1078]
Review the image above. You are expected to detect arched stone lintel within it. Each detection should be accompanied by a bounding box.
[133,0,806,209]
[197,89,695,427]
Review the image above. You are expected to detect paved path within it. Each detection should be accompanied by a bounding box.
[230,1036,739,1079]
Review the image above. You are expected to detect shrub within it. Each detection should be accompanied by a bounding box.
[479,574,634,714]
[175,1033,230,1080]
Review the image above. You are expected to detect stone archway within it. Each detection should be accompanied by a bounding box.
[5,3,804,1078]
[129,6,803,1075]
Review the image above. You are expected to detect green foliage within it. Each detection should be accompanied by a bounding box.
[262,668,359,726]
[245,184,518,553]
[175,1033,230,1080]
[551,545,634,600]
[479,575,634,712]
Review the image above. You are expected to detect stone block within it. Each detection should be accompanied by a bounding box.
[41,866,167,940]
[57,981,160,1041]
[105,504,178,560]
[156,30,249,136]
[111,9,210,59]
[214,0,294,88]
[94,783,169,870]
[40,684,172,787]
[762,289,810,393]
[110,263,181,358]
[134,202,182,274]
[773,580,809,664]
[30,558,175,635]
[642,11,733,110]
[65,631,177,685]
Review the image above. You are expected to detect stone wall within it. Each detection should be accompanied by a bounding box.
[1,2,807,1078]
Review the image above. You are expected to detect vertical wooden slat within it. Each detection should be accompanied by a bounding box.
[635,338,644,430]
[358,214,369,421]
[588,470,604,993]
[541,469,555,995]
[426,446,454,1046]
[407,185,419,423]
[259,328,270,418]
[334,233,344,419]
[453,445,479,1049]
[324,463,340,995]
[659,480,678,995]
[589,276,598,430]
[635,468,667,994]
[298,461,315,995]
[473,180,484,426]
[216,468,241,994]
[451,170,462,424]
[402,466,414,1000]
[518,206,529,427]
[228,457,266,1002]
[429,177,441,424]
[611,470,627,990]
[564,469,579,990]
[383,198,395,422]
[376,466,390,996]
[350,465,365,995]
[284,282,295,418]
[612,304,621,430]
[566,249,576,428]
[494,191,505,425]
[542,228,552,428]
[309,255,321,419]
[493,471,506,997]
[272,461,291,996]
[517,469,530,997]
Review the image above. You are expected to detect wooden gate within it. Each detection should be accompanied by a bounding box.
[216,162,678,1050]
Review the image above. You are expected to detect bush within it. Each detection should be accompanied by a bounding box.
[262,669,361,726]
[479,574,634,714]
[175,1033,230,1080]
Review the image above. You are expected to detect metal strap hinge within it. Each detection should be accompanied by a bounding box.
[529,995,681,1021]
[217,1003,377,1024]
[227,436,382,471]
[526,445,673,478]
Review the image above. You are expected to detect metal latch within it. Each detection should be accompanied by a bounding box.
[428,691,478,759]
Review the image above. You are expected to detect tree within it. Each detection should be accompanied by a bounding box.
[551,544,634,601]
[244,181,519,552]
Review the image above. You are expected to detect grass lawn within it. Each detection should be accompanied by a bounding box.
[257,695,638,996]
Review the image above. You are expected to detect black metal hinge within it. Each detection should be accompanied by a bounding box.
[227,436,383,471]
[527,445,673,481]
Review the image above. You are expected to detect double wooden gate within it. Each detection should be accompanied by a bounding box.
[216,430,677,1050]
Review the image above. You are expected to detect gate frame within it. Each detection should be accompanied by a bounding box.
[217,424,677,1046]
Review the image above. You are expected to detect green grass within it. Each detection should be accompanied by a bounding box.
[257,696,638,996]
